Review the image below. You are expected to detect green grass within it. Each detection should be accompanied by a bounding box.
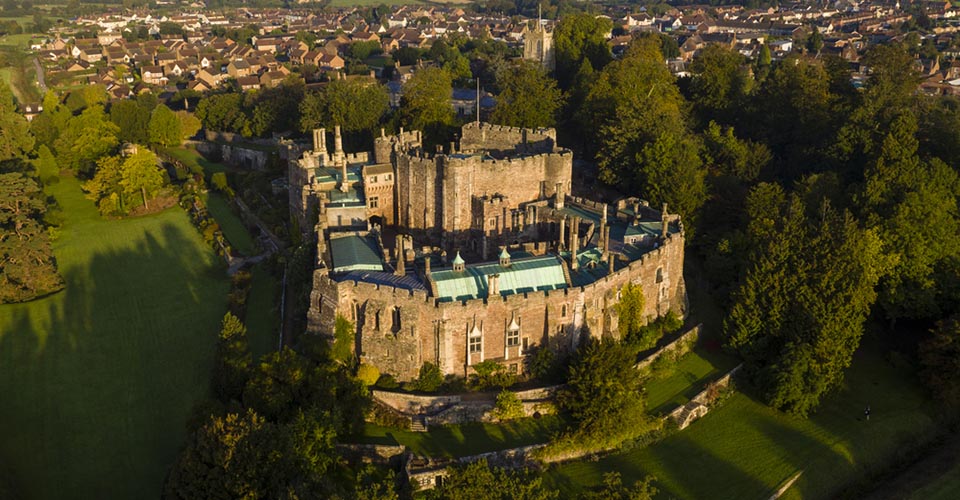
[357,415,565,458]
[164,146,227,179]
[0,176,230,500]
[0,33,39,48]
[245,264,279,360]
[644,348,739,414]
[911,461,960,500]
[203,192,256,256]
[544,338,937,499]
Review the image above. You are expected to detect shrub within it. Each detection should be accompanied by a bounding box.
[367,402,411,429]
[469,360,516,391]
[375,374,399,389]
[491,390,524,422]
[357,363,380,386]
[332,315,354,364]
[412,362,443,392]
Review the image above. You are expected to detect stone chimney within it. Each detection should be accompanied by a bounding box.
[424,256,431,275]
[608,254,615,274]
[633,201,641,226]
[394,235,405,276]
[334,124,344,160]
[555,182,565,209]
[313,128,327,153]
[661,203,669,239]
[558,216,566,250]
[570,217,579,270]
[487,273,500,296]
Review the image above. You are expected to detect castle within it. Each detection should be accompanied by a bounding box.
[288,122,686,381]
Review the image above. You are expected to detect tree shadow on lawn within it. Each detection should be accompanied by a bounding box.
[0,223,228,500]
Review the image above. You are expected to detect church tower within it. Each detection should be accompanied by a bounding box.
[523,4,555,71]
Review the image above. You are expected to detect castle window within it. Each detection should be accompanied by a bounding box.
[371,175,377,183]
[561,305,567,317]
[392,306,401,333]
[656,267,663,283]
[507,328,520,347]
[522,337,529,350]
[369,196,379,209]
[509,363,519,373]
[469,334,481,353]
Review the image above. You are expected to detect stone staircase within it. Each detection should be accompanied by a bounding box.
[410,416,428,432]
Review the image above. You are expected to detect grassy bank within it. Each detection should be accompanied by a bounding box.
[545,337,937,499]
[0,176,230,500]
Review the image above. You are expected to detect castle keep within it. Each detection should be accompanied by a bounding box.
[288,122,687,381]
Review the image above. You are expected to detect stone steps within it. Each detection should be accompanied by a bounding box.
[410,416,427,432]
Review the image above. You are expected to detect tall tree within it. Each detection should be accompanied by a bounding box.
[119,149,165,210]
[725,185,887,415]
[857,114,960,321]
[109,99,150,144]
[491,61,563,128]
[148,104,182,147]
[195,93,249,135]
[54,106,120,175]
[299,78,388,134]
[214,312,252,402]
[585,38,706,226]
[554,13,613,89]
[0,81,34,161]
[400,66,454,143]
[688,44,753,127]
[0,171,63,303]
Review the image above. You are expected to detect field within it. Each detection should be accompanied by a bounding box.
[544,337,938,499]
[164,146,228,179]
[0,176,230,500]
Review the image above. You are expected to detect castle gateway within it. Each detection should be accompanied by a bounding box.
[288,122,687,381]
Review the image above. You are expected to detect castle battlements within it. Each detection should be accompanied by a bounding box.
[295,122,687,381]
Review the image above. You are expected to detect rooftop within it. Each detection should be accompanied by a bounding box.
[430,254,568,302]
[330,234,383,273]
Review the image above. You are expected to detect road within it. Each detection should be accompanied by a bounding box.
[33,57,46,94]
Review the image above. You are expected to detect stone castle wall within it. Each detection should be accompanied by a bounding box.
[395,149,572,237]
[459,122,557,153]
[310,231,686,381]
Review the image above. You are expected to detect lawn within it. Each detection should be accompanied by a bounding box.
[0,176,230,500]
[357,415,565,458]
[203,191,256,256]
[911,462,960,500]
[245,264,280,360]
[644,348,739,415]
[544,337,937,499]
[164,146,227,179]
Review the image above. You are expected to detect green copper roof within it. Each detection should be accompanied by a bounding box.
[330,235,384,273]
[431,255,568,302]
[452,251,465,265]
[499,247,511,259]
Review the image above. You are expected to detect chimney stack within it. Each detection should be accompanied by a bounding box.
[555,182,565,209]
[661,203,669,239]
[608,254,615,274]
[424,256,431,275]
[488,274,500,296]
[570,217,579,270]
[558,216,566,250]
[394,236,405,276]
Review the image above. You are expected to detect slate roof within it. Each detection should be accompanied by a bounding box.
[430,255,568,302]
[330,234,384,273]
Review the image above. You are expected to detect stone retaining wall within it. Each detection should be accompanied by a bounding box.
[635,324,701,371]
[667,363,741,430]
